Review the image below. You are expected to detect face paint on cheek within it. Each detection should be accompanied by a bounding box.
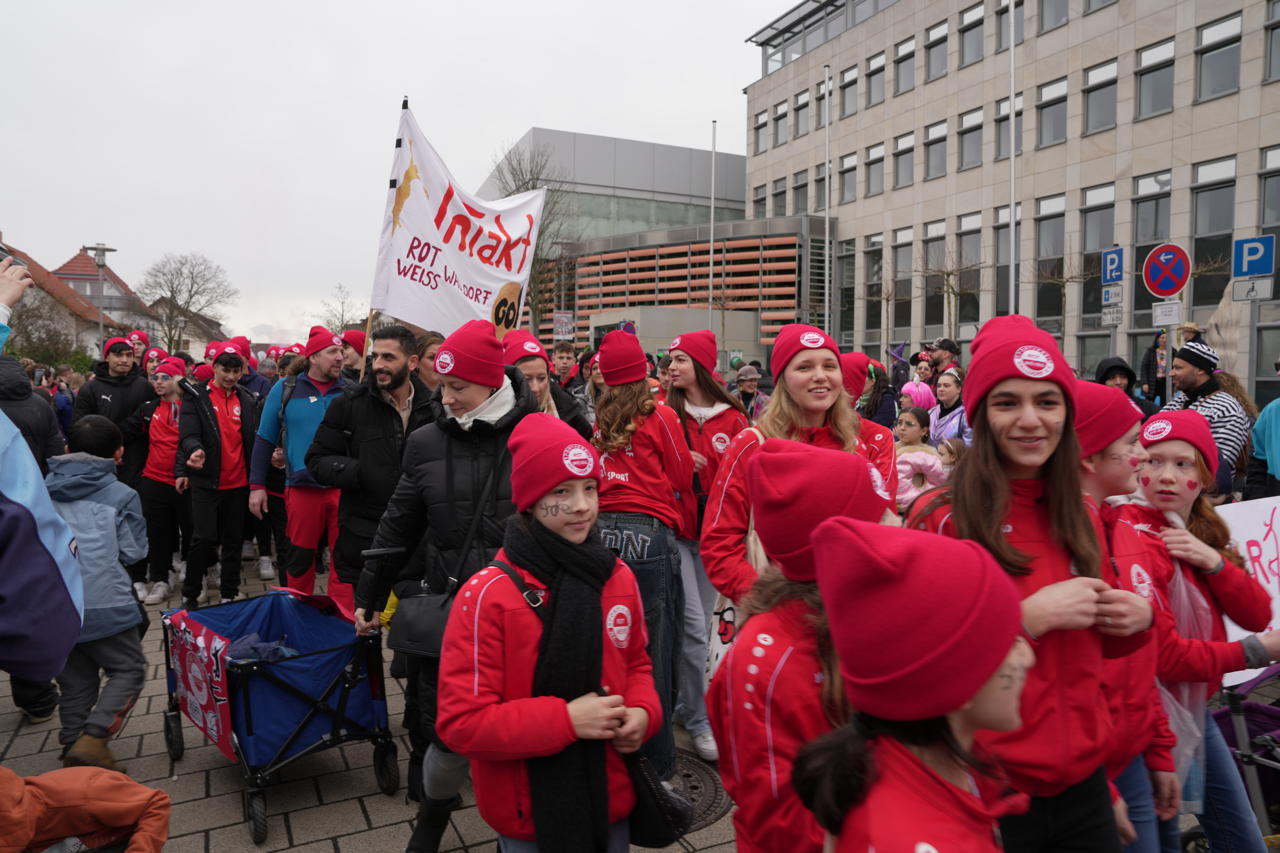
[1141,476,1151,486]
[1187,480,1200,492]
[1128,457,1140,468]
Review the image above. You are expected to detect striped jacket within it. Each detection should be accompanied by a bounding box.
[1161,387,1251,475]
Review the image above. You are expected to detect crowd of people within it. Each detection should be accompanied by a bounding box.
[5,248,1280,852]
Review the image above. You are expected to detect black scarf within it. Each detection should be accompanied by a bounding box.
[1183,374,1220,406]
[937,397,963,418]
[502,515,618,853]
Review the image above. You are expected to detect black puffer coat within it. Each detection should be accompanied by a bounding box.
[354,366,539,612]
[548,380,592,439]
[0,356,63,474]
[72,360,156,482]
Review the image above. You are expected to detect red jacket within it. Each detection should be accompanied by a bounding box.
[1110,502,1271,699]
[1098,503,1176,777]
[700,420,899,603]
[142,399,181,486]
[911,480,1143,797]
[435,552,663,842]
[597,404,694,531]
[833,738,1027,853]
[706,599,829,853]
[673,403,750,539]
[0,765,171,853]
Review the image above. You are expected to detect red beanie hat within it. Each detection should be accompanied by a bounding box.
[840,352,871,398]
[963,315,1075,420]
[434,320,505,388]
[153,357,186,378]
[103,336,131,357]
[304,326,344,359]
[1140,410,1220,477]
[143,347,169,363]
[228,336,251,359]
[1075,382,1144,458]
[502,329,551,368]
[748,439,894,582]
[812,518,1022,720]
[193,363,213,382]
[342,330,366,356]
[266,345,283,360]
[204,341,220,361]
[127,329,149,347]
[249,356,259,371]
[669,330,718,373]
[771,324,838,379]
[286,342,304,355]
[508,413,603,512]
[598,330,648,386]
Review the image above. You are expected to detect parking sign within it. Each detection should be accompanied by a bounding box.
[1101,247,1124,285]
[1233,235,1276,279]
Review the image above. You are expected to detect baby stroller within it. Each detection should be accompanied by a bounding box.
[161,590,399,843]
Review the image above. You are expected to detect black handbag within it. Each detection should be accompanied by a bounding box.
[384,447,506,657]
[491,562,692,848]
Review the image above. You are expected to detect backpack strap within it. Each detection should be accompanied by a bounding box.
[277,375,299,454]
[489,559,547,622]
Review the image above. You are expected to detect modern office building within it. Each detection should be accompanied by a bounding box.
[745,0,1280,398]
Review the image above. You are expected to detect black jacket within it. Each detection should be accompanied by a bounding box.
[72,361,156,482]
[176,380,259,489]
[0,356,63,474]
[354,366,539,611]
[1093,356,1160,418]
[305,372,437,583]
[548,380,592,439]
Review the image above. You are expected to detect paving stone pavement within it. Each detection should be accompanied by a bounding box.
[0,561,738,851]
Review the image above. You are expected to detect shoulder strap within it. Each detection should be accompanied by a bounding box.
[489,559,546,620]
[278,375,298,448]
[444,443,510,589]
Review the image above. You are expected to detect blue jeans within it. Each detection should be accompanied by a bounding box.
[597,512,680,779]
[1116,754,1162,853]
[1159,710,1267,853]
[673,539,716,738]
[499,820,629,852]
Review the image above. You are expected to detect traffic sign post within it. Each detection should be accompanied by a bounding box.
[1143,243,1191,299]
[1151,299,1182,408]
[1101,305,1122,327]
[1233,235,1276,279]
[1101,247,1124,285]
[1101,285,1123,306]
[1233,277,1275,302]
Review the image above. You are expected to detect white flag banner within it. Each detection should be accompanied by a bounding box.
[1219,496,1280,686]
[370,105,546,339]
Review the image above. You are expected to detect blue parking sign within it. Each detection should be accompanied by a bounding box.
[1233,235,1276,278]
[1101,247,1124,285]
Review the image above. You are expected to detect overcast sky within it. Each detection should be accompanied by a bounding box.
[3,1,782,344]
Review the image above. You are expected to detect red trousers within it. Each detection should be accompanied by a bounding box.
[283,486,353,618]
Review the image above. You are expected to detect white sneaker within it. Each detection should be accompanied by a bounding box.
[172,557,186,583]
[257,557,276,581]
[132,581,148,602]
[692,730,719,762]
[219,593,246,604]
[197,587,214,605]
[144,581,171,605]
[241,542,256,560]
[208,564,221,588]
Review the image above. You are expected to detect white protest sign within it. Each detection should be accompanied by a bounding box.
[1219,496,1280,686]
[370,105,546,339]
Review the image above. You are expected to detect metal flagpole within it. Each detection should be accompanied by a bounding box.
[1008,5,1018,316]
[824,64,832,333]
[709,120,717,336]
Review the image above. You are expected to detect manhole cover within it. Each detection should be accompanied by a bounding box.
[671,747,732,832]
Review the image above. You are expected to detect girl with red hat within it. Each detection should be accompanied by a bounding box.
[706,439,896,853]
[908,315,1152,852]
[664,330,749,761]
[701,324,897,605]
[501,330,592,439]
[591,329,694,780]
[792,518,1035,851]
[436,413,660,853]
[1107,410,1272,852]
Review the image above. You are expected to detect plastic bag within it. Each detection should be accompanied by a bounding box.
[1160,553,1215,814]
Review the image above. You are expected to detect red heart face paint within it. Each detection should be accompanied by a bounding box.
[1128,457,1140,468]
[1141,476,1151,486]
[1187,480,1199,491]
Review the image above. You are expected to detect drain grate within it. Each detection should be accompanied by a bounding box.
[670,747,733,833]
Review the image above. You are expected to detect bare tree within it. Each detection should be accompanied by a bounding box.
[137,253,238,352]
[916,243,990,343]
[317,283,363,332]
[7,288,86,366]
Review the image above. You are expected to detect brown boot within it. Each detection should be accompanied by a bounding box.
[62,733,122,772]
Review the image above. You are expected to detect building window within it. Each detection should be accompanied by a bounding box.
[1080,183,1115,321]
[960,4,984,67]
[894,133,915,188]
[793,170,809,215]
[867,53,886,107]
[1269,1,1280,82]
[839,153,857,203]
[772,178,787,217]
[995,204,1022,316]
[773,102,789,147]
[1192,157,1236,307]
[926,22,948,81]
[816,81,829,128]
[1136,39,1175,119]
[1086,0,1116,10]
[958,109,983,170]
[895,38,916,95]
[752,184,767,219]
[923,220,946,328]
[794,92,810,138]
[1037,78,1067,148]
[1132,170,1172,321]
[753,111,768,154]
[925,122,947,180]
[837,238,857,341]
[864,234,884,333]
[840,66,858,117]
[1083,60,1117,134]
[866,144,885,196]
[1261,147,1280,301]
[1035,195,1066,328]
[957,212,982,323]
[996,0,1023,51]
[995,94,1023,159]
[1040,0,1067,32]
[892,227,914,334]
[1197,15,1241,102]
[815,164,827,212]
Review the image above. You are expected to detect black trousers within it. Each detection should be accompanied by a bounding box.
[137,476,191,584]
[183,485,249,601]
[11,674,58,716]
[998,767,1121,853]
[253,493,290,564]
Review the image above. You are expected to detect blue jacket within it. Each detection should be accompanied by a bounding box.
[251,372,345,488]
[238,368,272,400]
[0,411,83,679]
[44,454,147,643]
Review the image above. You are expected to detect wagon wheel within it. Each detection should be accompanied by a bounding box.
[1181,827,1208,853]
[373,740,400,796]
[245,790,268,844]
[163,711,184,761]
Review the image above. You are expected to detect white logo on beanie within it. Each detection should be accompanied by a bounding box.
[606,605,632,648]
[1143,419,1173,441]
[435,350,455,374]
[799,331,825,348]
[712,433,730,453]
[562,444,595,477]
[1012,345,1054,379]
[331,335,342,347]
[1130,564,1154,601]
[671,336,682,348]
[522,341,541,354]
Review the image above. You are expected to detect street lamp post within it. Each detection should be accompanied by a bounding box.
[82,242,116,349]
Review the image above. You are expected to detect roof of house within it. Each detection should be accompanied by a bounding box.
[147,296,228,341]
[5,244,121,327]
[53,249,159,320]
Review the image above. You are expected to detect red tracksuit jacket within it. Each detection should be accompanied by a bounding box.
[673,403,750,540]
[912,480,1147,797]
[700,419,898,603]
[832,737,1027,853]
[435,553,663,842]
[597,404,694,532]
[706,599,829,853]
